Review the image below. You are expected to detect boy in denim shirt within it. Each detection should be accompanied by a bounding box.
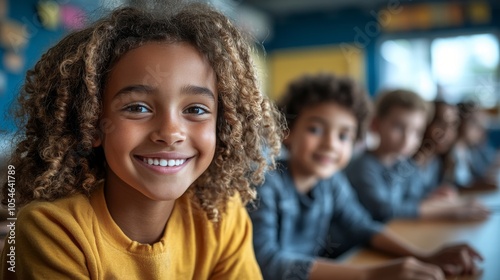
[450,101,498,189]
[249,75,482,280]
[346,91,488,223]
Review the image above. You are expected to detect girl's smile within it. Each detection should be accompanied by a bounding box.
[135,152,193,175]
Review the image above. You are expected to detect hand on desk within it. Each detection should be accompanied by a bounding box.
[370,228,485,279]
[420,243,483,276]
[420,197,490,221]
[365,257,445,280]
[427,184,459,201]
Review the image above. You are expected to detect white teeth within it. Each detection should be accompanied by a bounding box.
[142,157,186,167]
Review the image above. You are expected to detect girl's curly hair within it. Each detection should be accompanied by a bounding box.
[278,73,372,139]
[2,3,283,222]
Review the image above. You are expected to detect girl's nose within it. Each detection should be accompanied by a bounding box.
[150,115,186,146]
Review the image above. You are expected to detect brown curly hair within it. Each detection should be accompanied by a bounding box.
[2,3,283,222]
[278,73,372,139]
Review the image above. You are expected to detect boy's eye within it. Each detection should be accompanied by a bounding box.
[123,104,151,113]
[308,126,323,135]
[184,106,209,115]
[393,123,405,132]
[339,132,354,142]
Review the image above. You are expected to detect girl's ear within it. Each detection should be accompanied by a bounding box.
[92,130,102,147]
[92,137,102,148]
[282,128,291,148]
[282,135,290,148]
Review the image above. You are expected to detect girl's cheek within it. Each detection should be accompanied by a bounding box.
[196,124,217,150]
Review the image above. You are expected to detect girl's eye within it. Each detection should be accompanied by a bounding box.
[123,104,151,113]
[308,126,323,135]
[184,106,208,115]
[339,132,353,142]
[393,123,405,132]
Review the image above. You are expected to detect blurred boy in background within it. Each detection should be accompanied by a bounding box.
[346,91,489,222]
[448,101,499,189]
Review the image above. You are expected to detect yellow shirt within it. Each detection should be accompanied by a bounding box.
[1,184,262,279]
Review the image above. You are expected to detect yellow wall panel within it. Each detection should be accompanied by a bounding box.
[267,45,365,100]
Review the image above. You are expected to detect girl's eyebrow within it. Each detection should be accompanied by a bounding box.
[112,84,215,102]
[113,84,155,99]
[181,85,216,102]
[307,116,356,130]
[306,116,328,124]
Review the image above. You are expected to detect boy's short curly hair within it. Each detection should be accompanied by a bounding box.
[2,3,283,222]
[278,73,372,139]
[375,89,433,122]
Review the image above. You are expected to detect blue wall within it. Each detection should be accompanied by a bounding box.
[0,0,99,133]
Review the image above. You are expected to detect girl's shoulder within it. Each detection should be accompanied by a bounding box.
[16,190,94,228]
[20,190,90,211]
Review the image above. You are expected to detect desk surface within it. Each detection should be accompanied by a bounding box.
[343,189,500,280]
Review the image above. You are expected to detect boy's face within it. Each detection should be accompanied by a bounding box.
[374,107,427,157]
[286,102,357,179]
[460,111,486,146]
[96,42,217,201]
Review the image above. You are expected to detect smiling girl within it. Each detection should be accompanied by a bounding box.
[1,3,281,279]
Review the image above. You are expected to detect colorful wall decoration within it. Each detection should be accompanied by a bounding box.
[379,1,492,32]
[0,0,96,133]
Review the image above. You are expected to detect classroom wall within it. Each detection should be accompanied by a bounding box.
[263,0,500,99]
[0,0,100,134]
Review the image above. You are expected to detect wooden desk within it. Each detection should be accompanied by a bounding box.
[343,190,500,280]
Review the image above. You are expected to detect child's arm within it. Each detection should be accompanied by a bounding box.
[313,174,445,279]
[309,257,444,280]
[1,202,91,279]
[249,184,444,280]
[419,198,490,221]
[371,229,483,276]
[249,184,316,280]
[346,165,419,222]
[425,183,458,201]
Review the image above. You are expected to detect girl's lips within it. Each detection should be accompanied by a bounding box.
[135,152,192,159]
[313,154,337,164]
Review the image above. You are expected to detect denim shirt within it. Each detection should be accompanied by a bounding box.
[466,142,496,180]
[248,161,382,280]
[345,152,425,222]
[419,155,444,191]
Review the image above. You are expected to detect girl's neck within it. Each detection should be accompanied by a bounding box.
[288,161,319,194]
[413,146,434,166]
[372,146,399,166]
[104,173,175,244]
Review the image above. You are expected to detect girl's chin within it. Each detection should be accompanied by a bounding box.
[316,168,340,179]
